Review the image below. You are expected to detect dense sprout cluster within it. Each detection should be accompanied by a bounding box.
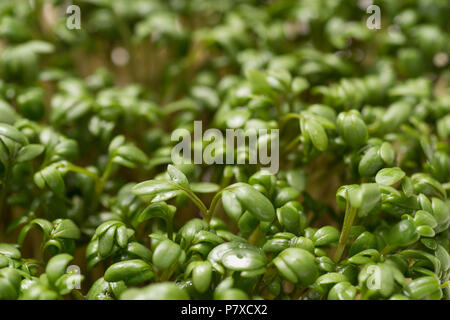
[0,0,449,300]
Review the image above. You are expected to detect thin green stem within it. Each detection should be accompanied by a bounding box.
[205,184,244,224]
[220,171,232,189]
[95,158,114,197]
[256,267,278,293]
[160,263,177,282]
[91,158,114,214]
[334,205,358,262]
[282,135,302,155]
[280,113,301,130]
[66,164,99,181]
[380,245,397,255]
[206,190,224,224]
[249,226,263,246]
[180,187,209,221]
[280,113,304,156]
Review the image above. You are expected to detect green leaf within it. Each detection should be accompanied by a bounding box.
[0,243,21,259]
[120,283,189,300]
[0,100,18,124]
[26,40,54,54]
[104,260,153,286]
[185,261,213,293]
[136,202,176,226]
[132,180,177,197]
[18,219,53,245]
[116,145,148,164]
[411,173,445,199]
[108,135,126,153]
[388,220,419,247]
[51,219,80,240]
[286,169,306,192]
[348,183,381,217]
[274,187,300,207]
[359,146,384,177]
[86,277,126,300]
[222,190,244,221]
[214,288,248,300]
[0,268,22,299]
[304,118,328,151]
[167,165,190,189]
[192,261,212,293]
[0,123,28,146]
[15,144,45,163]
[291,77,309,95]
[375,167,405,185]
[116,226,129,248]
[348,249,380,264]
[273,248,318,285]
[246,69,276,99]
[431,197,450,233]
[152,239,185,270]
[400,249,441,275]
[126,242,152,261]
[413,210,437,228]
[190,182,220,193]
[98,226,117,258]
[405,276,442,300]
[328,282,356,300]
[376,142,394,164]
[231,183,275,222]
[401,176,414,197]
[34,165,66,197]
[207,242,256,275]
[416,225,435,237]
[193,230,224,246]
[221,248,266,272]
[336,110,368,148]
[262,238,290,253]
[225,108,251,128]
[316,273,348,287]
[276,204,300,234]
[46,253,73,286]
[312,226,339,246]
[349,231,377,256]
